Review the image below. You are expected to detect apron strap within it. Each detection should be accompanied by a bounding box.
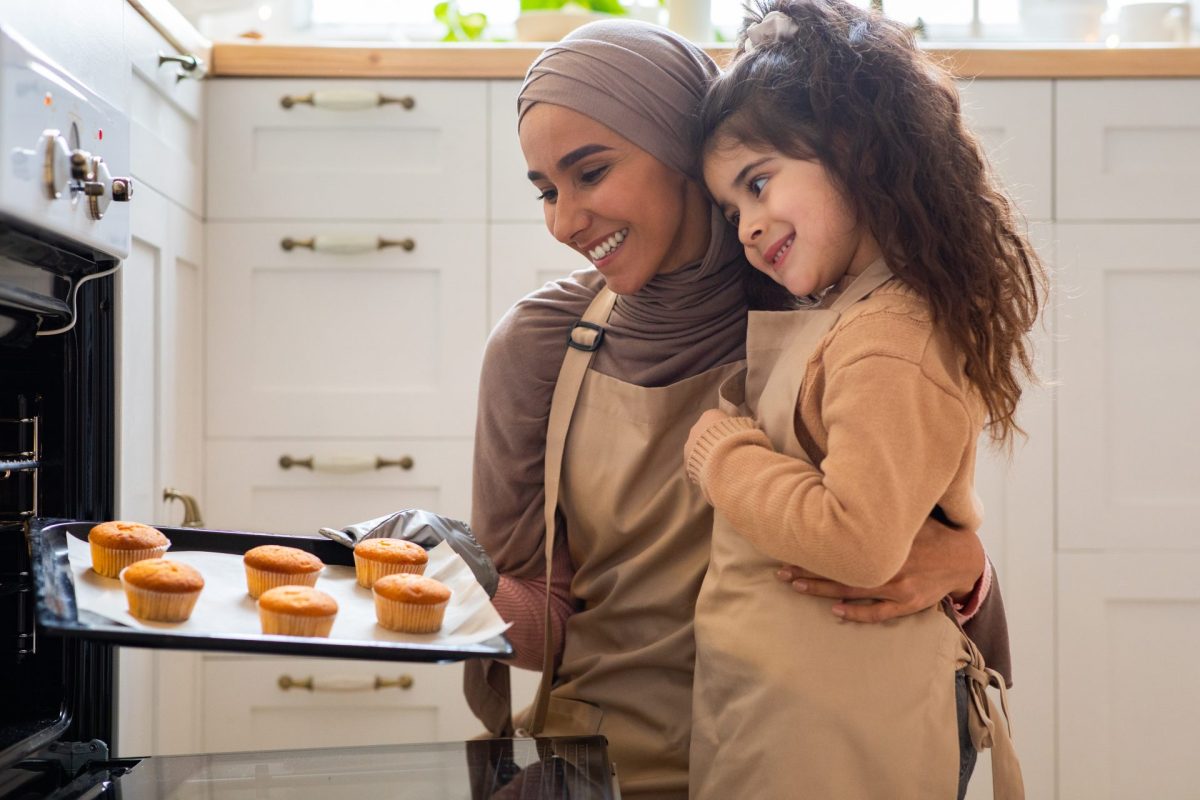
[947,602,1026,799]
[527,286,619,736]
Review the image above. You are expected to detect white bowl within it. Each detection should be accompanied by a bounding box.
[515,10,611,42]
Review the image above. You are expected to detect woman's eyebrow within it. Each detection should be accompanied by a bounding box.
[527,144,614,181]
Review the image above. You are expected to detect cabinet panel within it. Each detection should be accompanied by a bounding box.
[1058,552,1200,799]
[126,2,204,215]
[489,222,591,329]
[489,81,541,223]
[1057,80,1200,220]
[1056,224,1200,550]
[957,80,1052,222]
[208,80,486,221]
[206,222,486,438]
[204,438,473,534]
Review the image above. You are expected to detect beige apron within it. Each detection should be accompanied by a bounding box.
[519,287,744,799]
[690,260,1024,799]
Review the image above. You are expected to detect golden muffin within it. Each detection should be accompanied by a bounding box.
[120,558,204,622]
[258,585,338,638]
[242,544,324,599]
[89,521,170,578]
[373,573,451,634]
[352,538,427,588]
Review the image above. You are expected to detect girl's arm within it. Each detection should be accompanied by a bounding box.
[686,349,976,588]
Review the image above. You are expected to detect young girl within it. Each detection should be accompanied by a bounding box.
[683,2,1043,798]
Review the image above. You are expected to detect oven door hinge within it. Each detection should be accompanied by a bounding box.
[34,738,110,777]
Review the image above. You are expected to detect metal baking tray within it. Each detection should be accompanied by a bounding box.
[29,519,514,662]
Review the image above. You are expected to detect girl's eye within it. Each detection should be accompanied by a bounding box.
[535,188,558,204]
[727,211,740,227]
[581,166,608,184]
[749,176,768,196]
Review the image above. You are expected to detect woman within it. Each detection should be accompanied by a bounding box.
[463,19,1009,798]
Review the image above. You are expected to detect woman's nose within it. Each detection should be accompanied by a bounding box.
[550,192,587,245]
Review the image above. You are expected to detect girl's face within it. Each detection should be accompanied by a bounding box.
[519,104,710,296]
[703,138,882,297]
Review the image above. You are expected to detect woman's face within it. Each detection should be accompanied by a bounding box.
[703,137,881,297]
[519,104,710,296]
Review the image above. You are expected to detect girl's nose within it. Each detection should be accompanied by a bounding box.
[738,216,764,247]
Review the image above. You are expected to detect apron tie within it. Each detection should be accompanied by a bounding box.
[962,631,1025,799]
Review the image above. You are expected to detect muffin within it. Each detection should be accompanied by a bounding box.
[120,559,204,622]
[373,573,451,634]
[243,544,324,599]
[258,585,338,638]
[353,538,427,588]
[89,521,170,578]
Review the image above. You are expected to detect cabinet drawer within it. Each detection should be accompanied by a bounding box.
[200,655,483,751]
[204,438,472,534]
[206,221,485,438]
[957,80,1052,222]
[1057,80,1200,220]
[207,79,487,221]
[489,222,589,329]
[490,81,541,222]
[126,2,204,214]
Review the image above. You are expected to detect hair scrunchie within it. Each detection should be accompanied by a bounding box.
[744,10,802,54]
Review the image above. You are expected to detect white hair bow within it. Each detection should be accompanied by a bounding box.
[744,10,801,54]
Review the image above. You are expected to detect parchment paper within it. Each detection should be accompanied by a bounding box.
[67,536,511,646]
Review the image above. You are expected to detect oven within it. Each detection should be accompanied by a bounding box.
[0,22,615,800]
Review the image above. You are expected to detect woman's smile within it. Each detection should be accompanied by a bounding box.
[584,228,629,265]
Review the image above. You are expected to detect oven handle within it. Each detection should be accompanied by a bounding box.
[35,262,121,337]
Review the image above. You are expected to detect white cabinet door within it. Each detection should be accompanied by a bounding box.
[207,80,487,221]
[489,80,541,223]
[957,80,1053,222]
[205,222,486,439]
[204,438,473,534]
[200,655,483,751]
[1056,224,1200,551]
[1057,80,1200,220]
[126,2,205,216]
[489,223,591,329]
[1058,552,1200,799]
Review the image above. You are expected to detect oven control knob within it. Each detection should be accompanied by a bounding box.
[83,156,113,220]
[70,149,94,181]
[112,177,133,203]
[40,130,73,199]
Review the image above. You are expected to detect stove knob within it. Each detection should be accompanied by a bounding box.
[70,149,94,181]
[112,177,133,203]
[84,157,113,220]
[39,130,73,199]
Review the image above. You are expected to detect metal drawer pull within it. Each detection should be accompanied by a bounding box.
[280,90,415,111]
[157,51,204,82]
[278,674,414,692]
[278,454,415,473]
[280,235,415,255]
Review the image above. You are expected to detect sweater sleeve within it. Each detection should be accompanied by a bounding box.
[492,537,575,671]
[691,351,975,588]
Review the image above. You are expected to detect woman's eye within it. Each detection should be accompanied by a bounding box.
[749,176,768,196]
[580,166,608,184]
[535,188,558,204]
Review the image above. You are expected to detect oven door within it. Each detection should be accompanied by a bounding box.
[47,737,619,800]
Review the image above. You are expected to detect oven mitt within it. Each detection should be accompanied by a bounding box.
[319,509,499,598]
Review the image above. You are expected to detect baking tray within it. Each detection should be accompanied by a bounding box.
[29,518,514,663]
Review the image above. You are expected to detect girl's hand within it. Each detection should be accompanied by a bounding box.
[775,518,985,623]
[684,408,731,471]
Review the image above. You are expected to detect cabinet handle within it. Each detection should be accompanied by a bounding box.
[278,454,415,473]
[162,487,205,528]
[280,235,415,255]
[278,674,414,692]
[280,90,415,111]
[156,51,204,82]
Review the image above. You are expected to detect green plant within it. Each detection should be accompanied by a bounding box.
[435,1,489,41]
[520,0,628,14]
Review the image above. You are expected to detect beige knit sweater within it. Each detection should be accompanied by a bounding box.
[686,282,987,589]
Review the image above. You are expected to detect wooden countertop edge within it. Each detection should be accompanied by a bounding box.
[210,40,1200,79]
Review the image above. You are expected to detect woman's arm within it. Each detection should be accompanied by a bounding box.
[493,538,575,671]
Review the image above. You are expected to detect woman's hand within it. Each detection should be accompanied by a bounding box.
[776,517,985,623]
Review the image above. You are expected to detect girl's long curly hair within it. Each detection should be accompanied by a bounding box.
[698,0,1046,446]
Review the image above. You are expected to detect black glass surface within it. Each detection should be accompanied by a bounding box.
[52,736,616,800]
